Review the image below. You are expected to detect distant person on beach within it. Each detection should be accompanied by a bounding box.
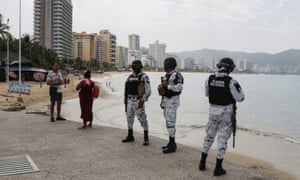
[122,60,151,145]
[76,70,95,129]
[158,57,183,153]
[199,57,245,176]
[46,63,66,122]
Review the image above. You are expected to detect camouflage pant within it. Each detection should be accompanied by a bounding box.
[202,112,232,159]
[126,99,148,130]
[163,102,178,138]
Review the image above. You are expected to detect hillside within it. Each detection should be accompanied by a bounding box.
[171,49,300,67]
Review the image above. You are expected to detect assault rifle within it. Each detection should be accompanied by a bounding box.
[232,102,237,148]
[124,93,128,113]
[125,95,128,112]
[125,84,128,112]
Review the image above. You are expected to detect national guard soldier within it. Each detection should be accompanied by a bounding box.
[122,60,151,145]
[158,57,183,153]
[199,57,245,176]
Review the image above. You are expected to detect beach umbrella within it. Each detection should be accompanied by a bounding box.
[9,71,17,79]
[33,72,46,81]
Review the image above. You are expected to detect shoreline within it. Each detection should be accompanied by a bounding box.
[191,146,296,180]
[0,71,297,179]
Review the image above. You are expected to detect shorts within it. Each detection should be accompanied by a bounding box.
[50,92,62,102]
[49,87,62,102]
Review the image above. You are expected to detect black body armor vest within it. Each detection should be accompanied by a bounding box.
[126,73,144,96]
[163,72,183,98]
[208,74,235,105]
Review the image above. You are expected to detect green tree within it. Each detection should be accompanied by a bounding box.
[7,34,59,69]
[88,59,100,71]
[102,62,113,71]
[21,34,31,59]
[42,48,59,68]
[0,14,11,52]
[73,57,85,70]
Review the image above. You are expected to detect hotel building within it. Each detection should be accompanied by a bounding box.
[33,0,73,59]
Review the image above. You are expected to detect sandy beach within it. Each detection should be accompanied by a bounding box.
[0,72,297,179]
[0,72,109,111]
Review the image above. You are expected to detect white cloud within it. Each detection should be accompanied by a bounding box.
[73,0,265,30]
[276,0,289,8]
[1,0,299,53]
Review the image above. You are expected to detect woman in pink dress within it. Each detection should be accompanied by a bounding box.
[76,71,95,129]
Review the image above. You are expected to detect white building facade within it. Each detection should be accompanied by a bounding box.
[128,34,141,65]
[148,40,166,68]
[34,0,73,59]
[128,34,140,50]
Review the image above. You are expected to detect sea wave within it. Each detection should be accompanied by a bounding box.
[94,80,117,98]
[179,125,300,145]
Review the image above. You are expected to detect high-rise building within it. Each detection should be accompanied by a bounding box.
[99,29,116,65]
[238,59,253,71]
[128,50,142,66]
[211,58,217,71]
[128,34,140,50]
[116,46,128,68]
[33,0,73,59]
[141,54,157,68]
[183,58,195,70]
[128,34,141,65]
[73,32,96,61]
[96,36,105,63]
[148,40,166,68]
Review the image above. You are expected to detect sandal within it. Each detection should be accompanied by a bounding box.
[78,125,87,129]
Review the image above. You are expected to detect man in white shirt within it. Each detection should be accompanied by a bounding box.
[46,63,66,122]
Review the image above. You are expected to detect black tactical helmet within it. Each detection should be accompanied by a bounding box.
[164,57,177,69]
[217,57,236,72]
[131,60,143,69]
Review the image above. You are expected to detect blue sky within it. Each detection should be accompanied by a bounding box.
[1,0,299,53]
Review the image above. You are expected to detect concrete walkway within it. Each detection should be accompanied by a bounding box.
[0,111,276,180]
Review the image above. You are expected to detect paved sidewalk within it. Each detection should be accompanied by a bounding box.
[0,111,276,180]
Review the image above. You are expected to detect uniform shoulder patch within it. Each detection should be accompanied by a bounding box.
[234,82,242,92]
[176,72,184,84]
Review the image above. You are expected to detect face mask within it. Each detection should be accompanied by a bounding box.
[133,68,141,73]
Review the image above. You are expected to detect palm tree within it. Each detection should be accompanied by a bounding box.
[0,14,9,38]
[0,14,11,51]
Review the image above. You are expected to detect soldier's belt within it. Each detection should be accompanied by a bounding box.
[127,95,142,100]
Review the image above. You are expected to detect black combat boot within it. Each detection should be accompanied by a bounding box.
[122,129,134,143]
[161,142,169,149]
[161,144,168,149]
[143,130,149,146]
[214,158,226,176]
[163,137,177,153]
[161,136,173,150]
[199,152,208,171]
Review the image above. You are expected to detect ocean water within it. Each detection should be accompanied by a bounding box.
[64,72,300,177]
[96,72,300,142]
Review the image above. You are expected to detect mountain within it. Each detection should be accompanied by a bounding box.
[170,49,300,67]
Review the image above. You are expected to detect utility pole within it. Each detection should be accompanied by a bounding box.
[18,0,22,85]
[6,19,9,85]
